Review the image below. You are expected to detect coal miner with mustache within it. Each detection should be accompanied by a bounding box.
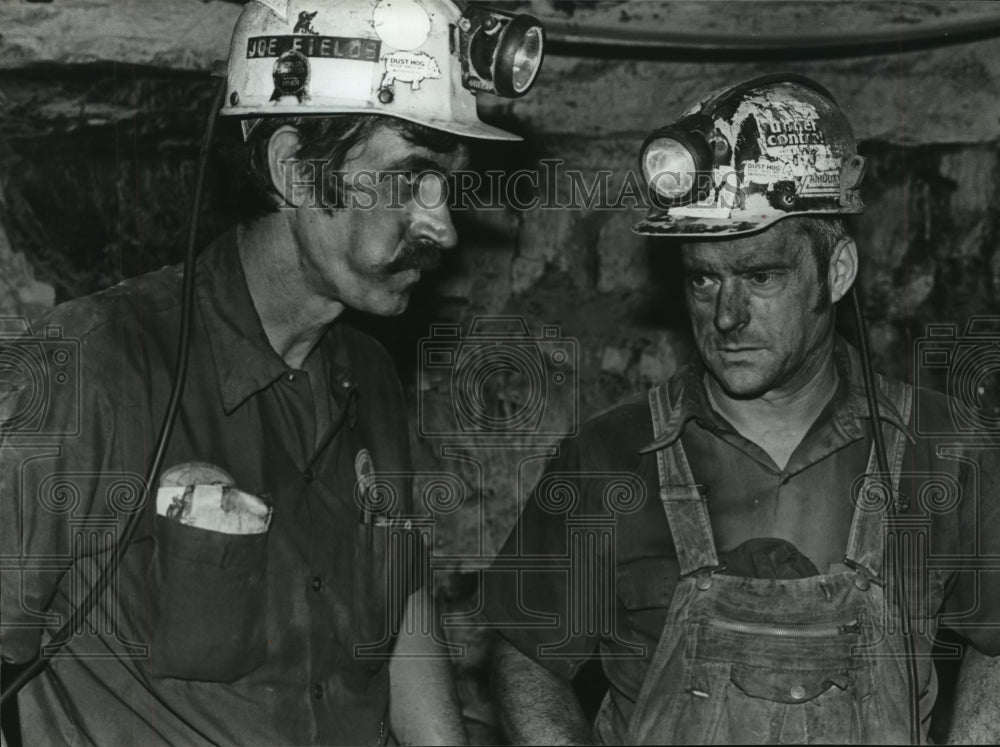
[486,75,1000,745]
[0,1,544,745]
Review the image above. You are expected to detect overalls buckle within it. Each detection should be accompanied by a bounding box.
[843,557,884,591]
[680,562,728,590]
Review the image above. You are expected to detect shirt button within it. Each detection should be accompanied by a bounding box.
[312,683,324,699]
[790,685,806,700]
[311,576,322,592]
[304,468,314,484]
[287,372,296,382]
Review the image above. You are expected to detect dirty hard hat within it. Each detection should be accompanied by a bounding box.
[221,0,544,141]
[633,74,867,238]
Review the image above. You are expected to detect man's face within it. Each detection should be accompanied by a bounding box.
[290,122,469,316]
[681,220,836,399]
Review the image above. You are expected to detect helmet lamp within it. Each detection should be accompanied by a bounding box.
[459,6,545,98]
[632,75,867,237]
[639,126,714,206]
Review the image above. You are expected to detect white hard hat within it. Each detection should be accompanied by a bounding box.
[221,0,544,141]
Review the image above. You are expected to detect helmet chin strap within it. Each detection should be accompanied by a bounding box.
[850,284,922,746]
[242,118,264,141]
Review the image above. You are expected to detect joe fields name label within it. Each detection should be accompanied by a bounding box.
[247,35,381,61]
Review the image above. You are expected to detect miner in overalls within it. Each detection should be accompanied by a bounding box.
[0,1,545,744]
[485,75,1000,744]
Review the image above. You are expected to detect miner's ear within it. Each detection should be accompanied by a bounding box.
[828,236,858,304]
[266,125,304,208]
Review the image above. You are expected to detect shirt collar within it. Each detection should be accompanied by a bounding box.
[640,337,912,455]
[196,230,357,414]
[839,341,913,441]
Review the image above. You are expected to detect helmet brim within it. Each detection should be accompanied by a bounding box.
[632,206,861,239]
[631,212,778,239]
[421,115,523,142]
[221,105,522,142]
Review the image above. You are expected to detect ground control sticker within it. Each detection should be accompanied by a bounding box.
[372,0,432,51]
[723,90,843,204]
[380,51,441,90]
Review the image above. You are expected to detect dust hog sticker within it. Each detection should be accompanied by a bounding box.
[743,160,785,185]
[380,51,441,91]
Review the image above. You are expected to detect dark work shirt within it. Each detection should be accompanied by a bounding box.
[484,341,1000,724]
[0,232,417,745]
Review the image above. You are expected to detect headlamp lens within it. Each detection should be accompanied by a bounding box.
[510,25,544,94]
[642,138,697,199]
[460,8,545,99]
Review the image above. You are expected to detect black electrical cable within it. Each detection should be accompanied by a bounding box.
[851,286,922,745]
[543,14,1000,58]
[0,76,228,707]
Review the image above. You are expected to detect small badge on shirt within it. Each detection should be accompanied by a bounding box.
[156,461,272,535]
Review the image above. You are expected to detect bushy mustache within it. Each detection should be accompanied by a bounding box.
[383,239,444,274]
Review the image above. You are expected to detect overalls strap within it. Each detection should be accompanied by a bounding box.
[844,375,913,580]
[648,384,721,578]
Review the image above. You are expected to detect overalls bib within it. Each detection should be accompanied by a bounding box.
[624,377,922,744]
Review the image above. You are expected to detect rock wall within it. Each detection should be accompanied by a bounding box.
[2,1,1000,743]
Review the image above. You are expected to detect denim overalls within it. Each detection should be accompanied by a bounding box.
[623,377,922,744]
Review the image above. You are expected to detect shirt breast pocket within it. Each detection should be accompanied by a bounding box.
[150,517,268,682]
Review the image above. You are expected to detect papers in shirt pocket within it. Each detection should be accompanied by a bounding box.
[156,484,272,535]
